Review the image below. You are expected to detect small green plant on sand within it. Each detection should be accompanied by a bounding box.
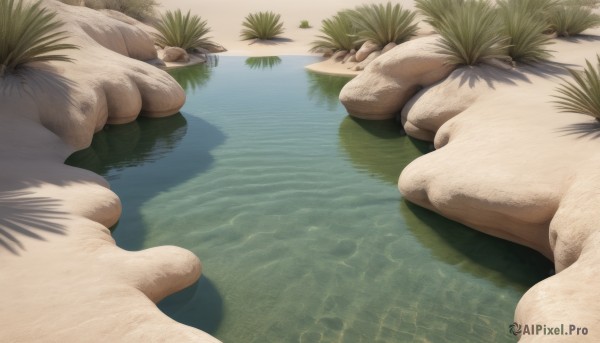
[0,0,78,77]
[310,11,359,53]
[346,2,418,47]
[153,9,216,52]
[435,0,509,66]
[554,56,600,121]
[240,11,284,40]
[299,20,311,29]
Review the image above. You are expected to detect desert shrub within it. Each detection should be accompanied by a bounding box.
[153,9,215,51]
[346,2,418,47]
[0,0,78,77]
[414,0,464,30]
[310,11,359,52]
[240,11,284,40]
[497,0,554,63]
[299,20,311,29]
[547,4,600,37]
[435,0,508,66]
[554,56,600,120]
[83,0,157,21]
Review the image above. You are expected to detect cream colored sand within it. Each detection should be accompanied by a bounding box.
[0,1,218,341]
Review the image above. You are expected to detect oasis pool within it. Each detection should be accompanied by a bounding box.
[66,56,551,342]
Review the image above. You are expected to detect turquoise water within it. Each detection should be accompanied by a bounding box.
[66,56,551,342]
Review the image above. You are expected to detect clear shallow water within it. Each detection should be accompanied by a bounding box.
[66,56,551,342]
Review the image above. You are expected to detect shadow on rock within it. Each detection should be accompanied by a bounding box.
[556,120,600,139]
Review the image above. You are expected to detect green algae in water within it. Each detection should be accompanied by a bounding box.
[66,56,551,342]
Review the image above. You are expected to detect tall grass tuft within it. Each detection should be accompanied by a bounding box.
[414,0,464,30]
[497,0,554,63]
[547,3,600,37]
[310,11,359,53]
[346,2,418,47]
[554,56,600,120]
[435,0,508,66]
[240,11,284,40]
[0,0,78,77]
[153,9,215,52]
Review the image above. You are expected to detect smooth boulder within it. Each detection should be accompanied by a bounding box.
[163,47,191,63]
[340,36,455,120]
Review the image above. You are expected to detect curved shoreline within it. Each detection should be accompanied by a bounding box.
[0,2,218,341]
[339,27,600,341]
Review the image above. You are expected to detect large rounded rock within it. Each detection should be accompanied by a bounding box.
[0,1,212,342]
[400,65,501,141]
[355,40,380,62]
[162,47,191,63]
[339,36,455,120]
[10,1,187,149]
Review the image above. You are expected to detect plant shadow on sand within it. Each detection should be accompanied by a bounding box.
[0,191,68,255]
[556,120,600,139]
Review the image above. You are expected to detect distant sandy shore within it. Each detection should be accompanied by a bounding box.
[156,0,414,57]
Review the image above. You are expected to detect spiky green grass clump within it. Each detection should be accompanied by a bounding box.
[299,20,311,29]
[554,56,600,120]
[346,2,418,47]
[547,3,600,37]
[240,11,284,40]
[435,0,508,66]
[153,10,215,52]
[414,0,464,30]
[497,0,553,63]
[0,0,78,77]
[310,11,359,52]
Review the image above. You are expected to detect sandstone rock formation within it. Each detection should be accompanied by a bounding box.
[0,1,218,342]
[163,46,191,63]
[339,29,600,341]
[339,36,455,120]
